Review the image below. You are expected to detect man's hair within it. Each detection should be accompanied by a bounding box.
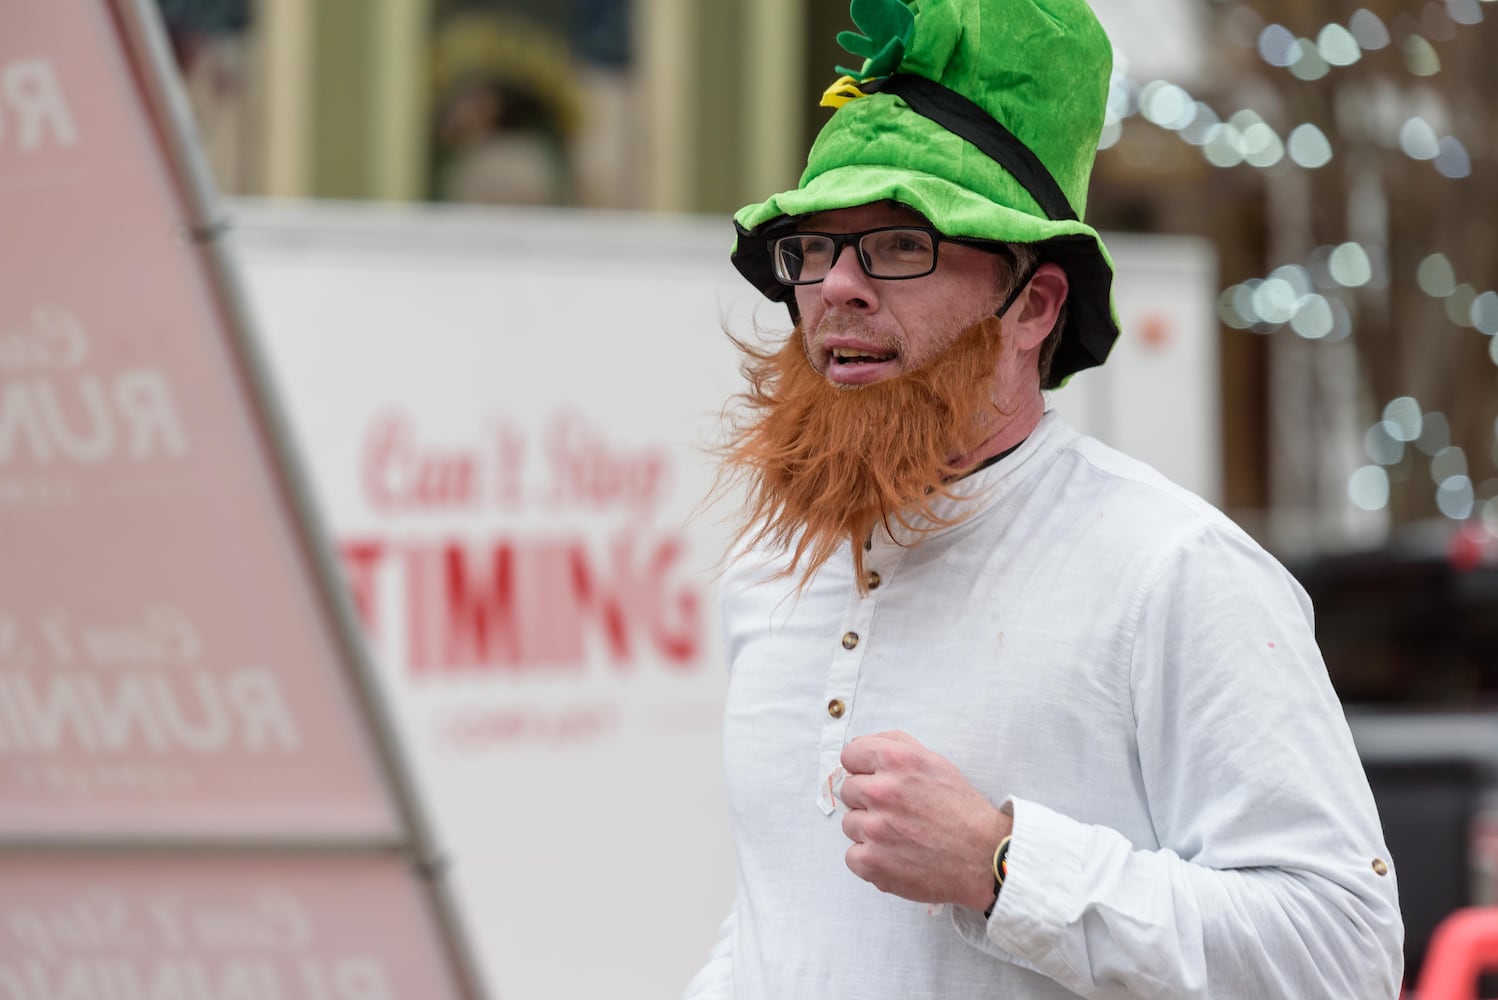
[1004,243,1067,388]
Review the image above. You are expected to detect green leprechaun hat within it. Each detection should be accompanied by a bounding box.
[731,0,1120,388]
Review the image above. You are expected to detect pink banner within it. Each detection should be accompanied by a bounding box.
[0,854,463,998]
[0,3,395,836]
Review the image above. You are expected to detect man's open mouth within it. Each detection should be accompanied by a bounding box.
[831,347,897,365]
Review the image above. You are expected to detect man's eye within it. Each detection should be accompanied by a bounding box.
[802,241,833,261]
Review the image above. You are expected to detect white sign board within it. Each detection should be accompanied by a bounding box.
[1049,232,1221,506]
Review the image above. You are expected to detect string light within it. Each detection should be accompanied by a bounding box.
[1165,3,1495,524]
[1287,124,1334,168]
[1415,254,1498,350]
[1384,397,1424,443]
[1403,35,1442,76]
[1365,422,1405,466]
[1107,79,1466,179]
[1434,137,1473,178]
[1348,10,1392,50]
[1418,412,1453,456]
[1446,0,1486,27]
[1254,5,1487,82]
[1328,243,1373,287]
[1349,465,1392,511]
[1317,24,1362,66]
[1352,397,1487,520]
[1218,245,1382,338]
[1101,65,1337,172]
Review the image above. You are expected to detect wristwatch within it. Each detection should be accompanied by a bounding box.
[983,835,1012,918]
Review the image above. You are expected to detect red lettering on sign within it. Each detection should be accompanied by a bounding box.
[544,410,666,511]
[349,533,703,673]
[361,410,479,513]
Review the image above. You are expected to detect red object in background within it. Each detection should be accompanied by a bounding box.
[1412,907,1498,999]
[1136,310,1174,349]
[1448,524,1497,574]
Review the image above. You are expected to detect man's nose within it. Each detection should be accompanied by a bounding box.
[819,243,878,313]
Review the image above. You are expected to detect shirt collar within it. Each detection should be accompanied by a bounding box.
[879,410,1069,547]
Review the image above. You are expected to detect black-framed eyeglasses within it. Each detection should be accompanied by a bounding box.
[770,226,1008,285]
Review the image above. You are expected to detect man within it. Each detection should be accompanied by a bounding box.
[688,0,1404,998]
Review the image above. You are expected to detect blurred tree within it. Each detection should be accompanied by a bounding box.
[1201,0,1497,532]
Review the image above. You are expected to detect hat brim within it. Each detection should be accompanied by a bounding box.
[732,162,1120,389]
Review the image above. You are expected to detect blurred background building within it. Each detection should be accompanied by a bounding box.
[156,0,1498,716]
[151,0,1498,981]
[158,0,1497,520]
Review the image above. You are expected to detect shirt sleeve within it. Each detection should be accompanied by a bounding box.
[681,903,737,999]
[953,523,1405,998]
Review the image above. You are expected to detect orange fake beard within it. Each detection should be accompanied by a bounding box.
[718,315,1007,592]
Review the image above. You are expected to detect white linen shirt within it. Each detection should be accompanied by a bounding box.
[687,412,1403,1000]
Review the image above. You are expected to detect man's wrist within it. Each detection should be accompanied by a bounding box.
[983,835,1012,917]
[967,811,1013,912]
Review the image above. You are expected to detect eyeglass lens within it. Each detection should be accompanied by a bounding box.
[773,228,938,284]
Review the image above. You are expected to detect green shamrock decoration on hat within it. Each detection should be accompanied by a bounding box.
[731,0,1122,389]
[835,0,916,80]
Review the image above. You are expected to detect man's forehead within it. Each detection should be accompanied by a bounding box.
[799,200,933,230]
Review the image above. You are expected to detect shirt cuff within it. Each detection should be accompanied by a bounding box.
[948,795,1088,978]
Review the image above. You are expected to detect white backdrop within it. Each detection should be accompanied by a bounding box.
[229,200,1217,1000]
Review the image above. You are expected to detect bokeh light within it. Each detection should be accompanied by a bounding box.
[1399,118,1441,160]
[1291,294,1335,339]
[1203,123,1245,167]
[1417,411,1452,456]
[1383,397,1423,442]
[1290,39,1332,80]
[1348,9,1391,50]
[1287,124,1334,168]
[1097,119,1123,150]
[1324,298,1354,341]
[1365,422,1405,466]
[1349,465,1392,510]
[1447,0,1484,26]
[1242,122,1285,167]
[1178,103,1221,146]
[1446,284,1477,327]
[1271,263,1314,295]
[1472,291,1498,335]
[1252,277,1299,324]
[1418,254,1457,297]
[1404,35,1442,76]
[1435,137,1472,179]
[1139,81,1195,129]
[1431,444,1469,484]
[1438,476,1476,520]
[1258,23,1298,66]
[1317,24,1362,66]
[1328,243,1371,287]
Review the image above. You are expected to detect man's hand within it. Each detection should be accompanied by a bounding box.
[838,731,1012,911]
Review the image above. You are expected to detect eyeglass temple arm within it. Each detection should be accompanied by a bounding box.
[995,260,1040,319]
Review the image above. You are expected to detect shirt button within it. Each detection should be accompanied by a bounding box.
[841,632,859,650]
[1372,858,1389,876]
[866,571,882,590]
[828,699,846,719]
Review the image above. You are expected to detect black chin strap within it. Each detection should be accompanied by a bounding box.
[995,260,1039,319]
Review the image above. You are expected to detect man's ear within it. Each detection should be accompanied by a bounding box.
[1009,262,1069,351]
